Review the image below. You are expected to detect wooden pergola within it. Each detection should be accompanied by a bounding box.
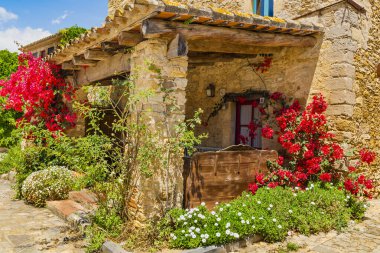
[25,0,323,85]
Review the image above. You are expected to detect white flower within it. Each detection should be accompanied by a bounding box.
[215,223,219,226]
[184,222,188,225]
[194,220,198,223]
[259,217,264,220]
[272,218,277,222]
[219,208,224,212]
[269,204,273,208]
[243,204,246,207]
[311,184,314,188]
[346,195,350,199]
[278,225,282,229]
[216,232,221,237]
[252,216,255,220]
[195,228,200,233]
[246,194,250,197]
[227,204,231,207]
[185,234,189,237]
[252,225,256,229]
[226,222,231,228]
[241,220,245,224]
[267,208,271,211]
[217,217,221,222]
[204,224,207,228]
[173,235,177,240]
[246,220,250,224]
[192,234,196,239]
[226,229,231,235]
[188,214,193,218]
[234,233,239,238]
[257,201,262,204]
[311,202,315,205]
[295,187,299,190]
[288,210,293,214]
[190,226,195,231]
[306,187,309,191]
[238,212,242,216]
[201,202,206,206]
[205,234,209,239]
[182,230,185,233]
[170,233,174,237]
[293,193,297,197]
[202,239,206,243]
[180,215,185,220]
[201,234,205,238]
[195,208,199,212]
[211,211,216,215]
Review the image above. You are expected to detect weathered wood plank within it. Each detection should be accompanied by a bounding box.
[118,31,144,47]
[76,53,131,85]
[73,55,98,67]
[167,33,188,59]
[61,62,80,70]
[142,19,317,48]
[84,49,112,61]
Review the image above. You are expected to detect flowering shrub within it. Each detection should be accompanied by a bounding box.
[248,94,375,198]
[21,166,75,207]
[160,183,365,249]
[0,53,76,132]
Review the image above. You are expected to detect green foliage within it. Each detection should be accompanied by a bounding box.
[85,206,123,252]
[59,25,87,47]
[159,184,366,249]
[0,49,18,80]
[0,49,21,147]
[0,145,23,174]
[21,166,75,207]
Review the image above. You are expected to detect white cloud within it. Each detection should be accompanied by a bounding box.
[52,11,69,25]
[0,27,51,52]
[0,7,18,23]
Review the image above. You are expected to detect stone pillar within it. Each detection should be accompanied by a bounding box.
[129,38,188,224]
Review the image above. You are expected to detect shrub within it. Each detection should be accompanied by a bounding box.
[59,25,87,48]
[0,145,23,175]
[21,166,75,207]
[159,183,365,249]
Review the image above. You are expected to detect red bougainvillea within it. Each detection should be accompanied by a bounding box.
[248,93,375,199]
[0,53,76,132]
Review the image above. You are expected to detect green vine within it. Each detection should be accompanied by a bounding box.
[58,25,87,48]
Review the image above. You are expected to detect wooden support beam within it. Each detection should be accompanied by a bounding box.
[118,31,144,47]
[142,19,317,49]
[61,62,80,70]
[73,55,98,67]
[167,33,188,59]
[76,53,131,85]
[84,49,112,61]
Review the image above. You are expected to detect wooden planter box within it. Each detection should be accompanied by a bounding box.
[184,148,278,209]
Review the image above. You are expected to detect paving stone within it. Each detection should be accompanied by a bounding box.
[0,180,85,252]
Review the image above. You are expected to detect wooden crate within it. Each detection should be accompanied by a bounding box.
[184,149,278,209]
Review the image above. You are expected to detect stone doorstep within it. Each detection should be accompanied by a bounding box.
[68,190,98,210]
[102,241,132,253]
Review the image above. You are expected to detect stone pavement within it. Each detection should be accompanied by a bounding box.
[241,199,380,253]
[0,180,85,253]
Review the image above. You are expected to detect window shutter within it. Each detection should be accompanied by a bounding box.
[253,0,274,17]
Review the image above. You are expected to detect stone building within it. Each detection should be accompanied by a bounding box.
[22,0,379,220]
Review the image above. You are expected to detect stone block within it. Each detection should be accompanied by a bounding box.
[330,64,356,78]
[334,118,356,132]
[326,105,354,117]
[102,241,131,253]
[328,77,354,91]
[329,90,356,105]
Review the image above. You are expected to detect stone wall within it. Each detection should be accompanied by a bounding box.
[353,0,380,184]
[186,43,321,149]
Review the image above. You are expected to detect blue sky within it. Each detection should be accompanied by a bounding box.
[0,0,107,52]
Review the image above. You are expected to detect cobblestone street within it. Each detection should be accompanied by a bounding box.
[0,180,85,253]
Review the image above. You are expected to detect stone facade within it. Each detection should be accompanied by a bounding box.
[186,45,322,149]
[275,0,380,185]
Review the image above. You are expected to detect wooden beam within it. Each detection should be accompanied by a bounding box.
[73,55,98,67]
[61,62,80,70]
[76,53,131,85]
[142,19,317,48]
[118,32,144,47]
[84,49,112,61]
[167,33,188,59]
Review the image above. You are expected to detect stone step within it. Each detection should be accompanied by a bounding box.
[68,190,98,210]
[46,199,89,220]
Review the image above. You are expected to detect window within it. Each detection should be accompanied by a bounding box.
[40,50,46,58]
[32,52,38,58]
[235,100,262,148]
[47,47,55,55]
[252,0,274,17]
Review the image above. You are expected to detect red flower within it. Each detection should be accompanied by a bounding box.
[267,182,279,188]
[256,173,265,184]
[319,173,332,182]
[358,175,366,184]
[331,144,344,160]
[359,148,376,165]
[307,94,328,114]
[248,121,257,138]
[288,143,301,154]
[321,145,330,155]
[364,180,373,189]
[348,166,356,173]
[252,100,259,108]
[277,156,284,166]
[270,92,284,101]
[249,183,259,195]
[262,125,274,139]
[239,135,248,145]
